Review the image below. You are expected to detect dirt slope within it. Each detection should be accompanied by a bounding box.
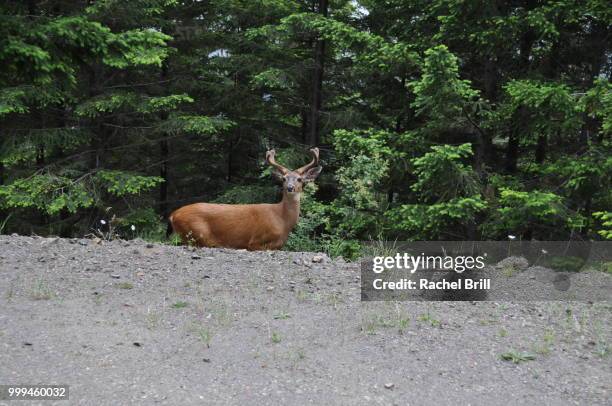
[0,235,610,405]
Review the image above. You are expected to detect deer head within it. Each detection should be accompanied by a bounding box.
[266,148,322,193]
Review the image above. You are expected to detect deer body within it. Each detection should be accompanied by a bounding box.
[169,148,321,251]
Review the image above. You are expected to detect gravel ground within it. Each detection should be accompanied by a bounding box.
[0,235,610,405]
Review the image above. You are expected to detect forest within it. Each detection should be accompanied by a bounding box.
[0,0,610,258]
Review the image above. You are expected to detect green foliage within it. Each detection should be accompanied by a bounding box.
[213,185,276,204]
[115,207,165,240]
[411,143,479,201]
[580,79,612,135]
[388,196,487,240]
[593,212,612,240]
[501,79,581,142]
[0,175,93,215]
[485,189,566,238]
[410,45,481,130]
[96,170,164,197]
[0,0,610,248]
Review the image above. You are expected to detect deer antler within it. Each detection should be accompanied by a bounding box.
[266,149,288,174]
[296,148,320,175]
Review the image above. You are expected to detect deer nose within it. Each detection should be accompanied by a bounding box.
[287,185,295,192]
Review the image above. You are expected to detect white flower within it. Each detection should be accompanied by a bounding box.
[131,225,136,231]
[100,219,107,225]
[508,235,516,240]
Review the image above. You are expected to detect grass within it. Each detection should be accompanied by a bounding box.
[5,284,15,301]
[361,315,397,335]
[198,328,213,347]
[271,331,282,344]
[0,213,12,234]
[273,311,291,320]
[116,282,134,290]
[145,309,161,330]
[500,350,536,364]
[532,329,556,355]
[418,312,441,327]
[397,317,410,333]
[30,279,54,300]
[498,328,508,338]
[172,301,189,309]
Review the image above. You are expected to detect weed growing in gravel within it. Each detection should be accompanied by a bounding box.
[271,331,282,344]
[533,329,555,355]
[145,309,161,329]
[592,320,610,358]
[498,328,508,338]
[117,282,134,290]
[500,350,536,364]
[397,317,410,333]
[30,279,54,300]
[325,292,344,308]
[5,284,15,301]
[295,289,310,302]
[168,233,182,246]
[172,301,188,309]
[273,311,291,320]
[198,328,213,347]
[418,312,441,327]
[206,299,232,326]
[361,315,396,335]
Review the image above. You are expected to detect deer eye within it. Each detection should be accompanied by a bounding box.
[297,177,303,182]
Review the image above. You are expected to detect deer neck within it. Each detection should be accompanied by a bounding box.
[279,191,301,232]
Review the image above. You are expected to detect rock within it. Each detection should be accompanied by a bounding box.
[78,240,88,246]
[110,274,121,279]
[146,243,155,248]
[312,255,325,263]
[384,383,394,389]
[192,254,201,260]
[266,286,275,291]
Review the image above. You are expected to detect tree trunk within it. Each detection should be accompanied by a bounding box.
[505,108,522,173]
[535,134,546,163]
[159,62,170,218]
[308,0,328,147]
[159,137,169,217]
[226,138,233,183]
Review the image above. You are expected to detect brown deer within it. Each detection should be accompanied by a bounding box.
[169,148,322,250]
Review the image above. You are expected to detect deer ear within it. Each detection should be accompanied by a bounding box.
[303,166,322,182]
[272,168,285,182]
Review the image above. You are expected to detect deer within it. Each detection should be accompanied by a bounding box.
[168,148,322,250]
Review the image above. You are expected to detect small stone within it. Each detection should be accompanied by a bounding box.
[192,254,201,260]
[384,383,394,389]
[146,243,154,248]
[312,255,324,263]
[133,342,142,347]
[110,274,121,279]
[136,271,145,277]
[266,286,275,291]
[79,240,88,246]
